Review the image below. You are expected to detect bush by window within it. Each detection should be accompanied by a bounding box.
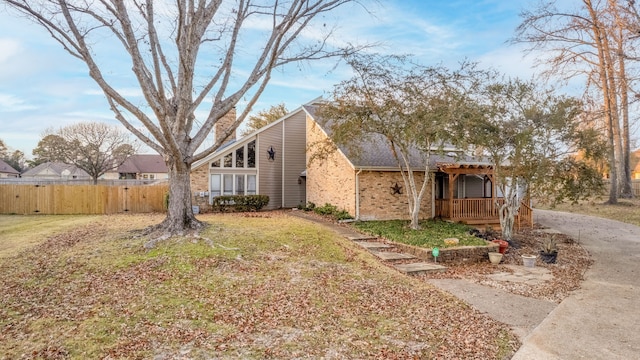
[212,195,269,212]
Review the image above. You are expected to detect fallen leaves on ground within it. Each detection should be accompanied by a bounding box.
[0,213,518,359]
[418,225,593,303]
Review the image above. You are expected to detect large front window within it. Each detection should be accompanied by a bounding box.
[211,173,257,202]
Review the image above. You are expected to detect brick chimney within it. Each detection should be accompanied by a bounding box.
[214,107,237,144]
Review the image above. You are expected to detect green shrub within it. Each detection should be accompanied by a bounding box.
[313,203,338,216]
[212,195,270,212]
[297,201,316,211]
[313,203,353,220]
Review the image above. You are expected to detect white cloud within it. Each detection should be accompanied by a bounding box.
[0,93,37,112]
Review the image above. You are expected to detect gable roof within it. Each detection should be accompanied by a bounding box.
[304,104,491,170]
[0,159,19,175]
[192,100,317,170]
[21,162,90,178]
[118,154,168,174]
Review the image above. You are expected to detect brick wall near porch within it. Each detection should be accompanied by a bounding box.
[358,171,432,221]
[305,116,357,216]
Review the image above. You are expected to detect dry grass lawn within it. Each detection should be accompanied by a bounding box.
[538,197,640,227]
[0,213,518,359]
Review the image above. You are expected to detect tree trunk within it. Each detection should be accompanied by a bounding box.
[615,21,633,198]
[586,0,618,204]
[158,161,203,233]
[499,203,515,242]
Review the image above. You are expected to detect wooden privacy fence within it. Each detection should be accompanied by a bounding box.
[0,184,169,215]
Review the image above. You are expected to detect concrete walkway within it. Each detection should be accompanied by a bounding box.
[513,209,640,359]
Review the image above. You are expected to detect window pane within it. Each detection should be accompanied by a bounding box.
[211,159,220,167]
[247,175,256,195]
[224,152,232,167]
[223,174,233,195]
[210,174,221,197]
[247,140,256,168]
[236,175,245,196]
[236,147,244,168]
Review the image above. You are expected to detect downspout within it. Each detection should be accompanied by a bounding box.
[355,168,363,220]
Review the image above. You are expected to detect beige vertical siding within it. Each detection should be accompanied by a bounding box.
[258,122,284,209]
[282,111,307,208]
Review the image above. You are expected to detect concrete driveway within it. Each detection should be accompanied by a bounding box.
[513,209,640,359]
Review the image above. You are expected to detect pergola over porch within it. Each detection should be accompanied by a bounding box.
[434,163,532,229]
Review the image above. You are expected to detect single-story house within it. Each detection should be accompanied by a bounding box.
[102,154,169,180]
[21,162,91,180]
[190,99,532,227]
[0,159,19,178]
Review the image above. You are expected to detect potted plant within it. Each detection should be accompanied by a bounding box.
[539,236,558,264]
[492,239,509,254]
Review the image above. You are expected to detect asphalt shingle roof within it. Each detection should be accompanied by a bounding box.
[0,159,19,175]
[304,104,491,170]
[118,154,168,174]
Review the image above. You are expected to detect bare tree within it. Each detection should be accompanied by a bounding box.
[0,139,27,172]
[3,0,362,234]
[42,122,137,184]
[514,0,638,203]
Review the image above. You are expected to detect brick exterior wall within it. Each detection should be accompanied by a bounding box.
[358,171,433,221]
[306,116,357,216]
[190,164,211,212]
[214,108,237,144]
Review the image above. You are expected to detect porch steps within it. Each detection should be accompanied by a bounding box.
[351,238,447,275]
[394,262,447,275]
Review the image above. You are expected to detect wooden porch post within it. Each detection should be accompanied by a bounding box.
[487,173,496,216]
[448,173,459,220]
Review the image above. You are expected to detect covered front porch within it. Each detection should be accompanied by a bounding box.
[433,164,532,229]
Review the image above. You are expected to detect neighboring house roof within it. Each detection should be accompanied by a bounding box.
[303,104,491,171]
[118,154,168,174]
[21,162,91,178]
[0,159,19,175]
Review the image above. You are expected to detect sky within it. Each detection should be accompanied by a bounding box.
[0,0,540,158]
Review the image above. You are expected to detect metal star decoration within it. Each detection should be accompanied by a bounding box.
[267,146,276,161]
[391,182,402,195]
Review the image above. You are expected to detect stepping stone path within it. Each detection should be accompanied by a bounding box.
[351,238,447,275]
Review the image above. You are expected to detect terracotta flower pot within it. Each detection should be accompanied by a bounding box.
[492,239,509,254]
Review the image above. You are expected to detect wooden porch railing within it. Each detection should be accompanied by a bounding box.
[435,198,533,229]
